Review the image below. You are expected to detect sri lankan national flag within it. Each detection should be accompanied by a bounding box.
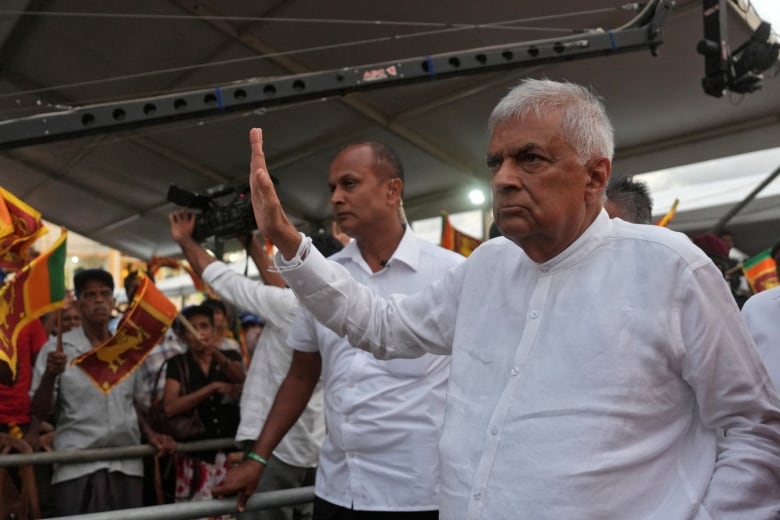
[441,212,482,257]
[72,274,177,393]
[0,187,48,270]
[147,256,210,293]
[0,230,67,380]
[742,249,779,293]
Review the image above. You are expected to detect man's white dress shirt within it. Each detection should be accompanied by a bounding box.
[286,227,463,511]
[742,285,780,390]
[278,211,780,519]
[202,261,324,468]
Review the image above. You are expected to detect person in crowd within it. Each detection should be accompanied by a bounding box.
[29,268,175,516]
[58,302,81,335]
[690,233,751,307]
[39,290,80,337]
[243,79,780,518]
[718,228,750,263]
[163,304,244,510]
[742,238,780,388]
[0,320,47,440]
[717,229,753,303]
[203,297,243,357]
[603,175,653,224]
[214,141,464,519]
[238,312,265,359]
[169,214,331,520]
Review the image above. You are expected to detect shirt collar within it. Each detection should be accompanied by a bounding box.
[333,225,421,273]
[537,209,612,274]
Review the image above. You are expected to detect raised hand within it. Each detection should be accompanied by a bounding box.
[248,128,301,260]
[168,209,197,244]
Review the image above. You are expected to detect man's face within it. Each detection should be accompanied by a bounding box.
[76,280,115,326]
[211,310,227,336]
[61,307,81,333]
[328,145,398,239]
[183,314,215,351]
[487,111,607,258]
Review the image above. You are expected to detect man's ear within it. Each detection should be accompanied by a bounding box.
[388,178,403,201]
[585,157,610,204]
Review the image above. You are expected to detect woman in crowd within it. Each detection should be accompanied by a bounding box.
[162,304,244,511]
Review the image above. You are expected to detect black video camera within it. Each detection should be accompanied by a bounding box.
[167,183,256,241]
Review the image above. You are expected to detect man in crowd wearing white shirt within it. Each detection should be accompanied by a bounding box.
[215,141,463,519]
[169,214,328,520]
[741,239,780,390]
[244,79,780,519]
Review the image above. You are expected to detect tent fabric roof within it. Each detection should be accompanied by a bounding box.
[0,0,779,258]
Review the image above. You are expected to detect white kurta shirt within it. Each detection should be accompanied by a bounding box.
[742,285,780,390]
[202,261,324,468]
[278,211,780,519]
[286,227,463,511]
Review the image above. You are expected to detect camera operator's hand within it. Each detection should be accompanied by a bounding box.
[249,128,301,260]
[169,210,198,244]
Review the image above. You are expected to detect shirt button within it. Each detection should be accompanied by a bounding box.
[511,367,519,376]
[473,491,482,500]
[530,311,539,319]
[540,266,549,273]
[490,426,498,436]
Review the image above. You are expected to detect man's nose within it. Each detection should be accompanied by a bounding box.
[492,163,523,193]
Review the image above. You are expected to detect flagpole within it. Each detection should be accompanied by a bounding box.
[55,308,63,353]
[177,312,200,338]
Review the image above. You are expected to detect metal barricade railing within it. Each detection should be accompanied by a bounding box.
[0,437,236,467]
[55,487,316,520]
[0,437,316,518]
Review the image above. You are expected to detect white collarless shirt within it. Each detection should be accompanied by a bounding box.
[286,227,463,511]
[279,211,780,519]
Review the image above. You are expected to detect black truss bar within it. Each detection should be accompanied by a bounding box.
[0,0,672,150]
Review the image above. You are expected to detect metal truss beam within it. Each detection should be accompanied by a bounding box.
[0,0,672,150]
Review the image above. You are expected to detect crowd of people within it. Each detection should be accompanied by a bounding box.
[1,78,780,519]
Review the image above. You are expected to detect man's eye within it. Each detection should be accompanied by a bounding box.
[486,157,502,172]
[518,153,543,163]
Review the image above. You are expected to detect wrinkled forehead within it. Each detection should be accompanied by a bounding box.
[488,111,565,150]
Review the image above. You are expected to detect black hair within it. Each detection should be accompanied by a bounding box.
[73,268,114,297]
[311,230,346,258]
[201,297,227,315]
[175,304,215,335]
[605,176,653,224]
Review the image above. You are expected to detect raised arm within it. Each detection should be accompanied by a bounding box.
[169,210,217,277]
[248,128,301,260]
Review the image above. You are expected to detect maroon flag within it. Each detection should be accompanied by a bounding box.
[72,275,177,393]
